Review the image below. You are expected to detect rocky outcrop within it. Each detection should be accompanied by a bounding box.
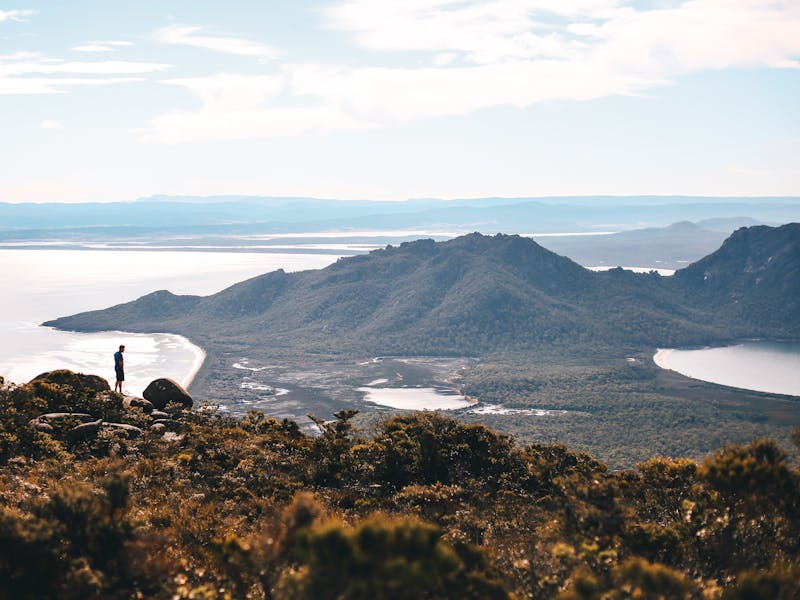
[143,378,193,410]
[31,370,110,393]
[24,371,194,445]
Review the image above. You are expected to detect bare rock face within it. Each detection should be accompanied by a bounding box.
[31,370,110,393]
[143,378,193,410]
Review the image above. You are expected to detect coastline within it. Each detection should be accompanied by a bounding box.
[2,326,208,398]
[169,333,207,389]
[653,343,800,397]
[652,348,673,370]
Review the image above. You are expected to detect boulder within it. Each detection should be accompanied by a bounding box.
[67,419,103,442]
[143,378,193,410]
[31,370,110,393]
[150,410,170,420]
[150,423,166,434]
[33,421,54,433]
[123,396,155,413]
[102,423,143,439]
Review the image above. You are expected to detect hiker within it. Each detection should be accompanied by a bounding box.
[114,345,125,393]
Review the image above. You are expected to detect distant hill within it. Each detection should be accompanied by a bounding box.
[535,221,730,269]
[674,224,800,337]
[2,195,798,240]
[45,226,800,356]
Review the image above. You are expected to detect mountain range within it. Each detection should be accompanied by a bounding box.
[46,224,800,358]
[3,195,799,239]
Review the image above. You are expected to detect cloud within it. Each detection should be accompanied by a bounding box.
[154,25,280,58]
[730,168,771,176]
[39,120,63,129]
[0,77,145,94]
[148,73,369,142]
[0,53,169,94]
[0,9,37,23]
[72,40,133,52]
[0,59,168,76]
[149,0,800,142]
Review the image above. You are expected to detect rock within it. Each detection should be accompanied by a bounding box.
[37,412,93,422]
[152,419,180,430]
[33,421,54,433]
[143,378,193,410]
[150,423,166,434]
[102,423,143,439]
[150,410,170,420]
[31,370,110,393]
[67,419,103,442]
[123,396,155,413]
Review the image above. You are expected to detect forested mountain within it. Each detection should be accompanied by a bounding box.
[674,224,800,336]
[46,226,800,354]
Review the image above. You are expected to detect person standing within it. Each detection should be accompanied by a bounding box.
[114,345,125,393]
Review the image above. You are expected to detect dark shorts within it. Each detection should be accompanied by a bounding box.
[115,367,124,382]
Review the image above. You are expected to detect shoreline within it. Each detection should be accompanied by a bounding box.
[652,348,673,371]
[26,327,207,396]
[168,333,207,389]
[653,344,800,397]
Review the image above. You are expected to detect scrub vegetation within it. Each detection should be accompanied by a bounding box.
[1,374,799,599]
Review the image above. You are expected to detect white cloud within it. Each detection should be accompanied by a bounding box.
[730,168,770,175]
[154,25,280,58]
[149,0,800,142]
[72,40,133,52]
[0,77,144,94]
[148,73,368,142]
[0,53,168,94]
[39,119,63,129]
[0,9,37,23]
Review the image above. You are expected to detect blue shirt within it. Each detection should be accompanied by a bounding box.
[114,351,123,369]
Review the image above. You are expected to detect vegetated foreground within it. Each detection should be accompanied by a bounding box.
[1,371,798,599]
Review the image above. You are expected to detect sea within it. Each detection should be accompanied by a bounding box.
[0,248,345,396]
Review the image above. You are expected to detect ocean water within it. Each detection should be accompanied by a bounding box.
[0,249,343,396]
[654,342,800,397]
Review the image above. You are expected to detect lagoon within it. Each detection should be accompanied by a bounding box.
[357,386,474,410]
[654,342,800,397]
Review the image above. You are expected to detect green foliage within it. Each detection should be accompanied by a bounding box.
[278,514,509,599]
[1,374,800,599]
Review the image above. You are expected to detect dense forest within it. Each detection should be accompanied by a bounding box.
[2,371,799,599]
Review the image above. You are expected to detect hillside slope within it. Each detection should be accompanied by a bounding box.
[674,223,800,337]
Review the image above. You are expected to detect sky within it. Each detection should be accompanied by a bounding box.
[0,0,798,203]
